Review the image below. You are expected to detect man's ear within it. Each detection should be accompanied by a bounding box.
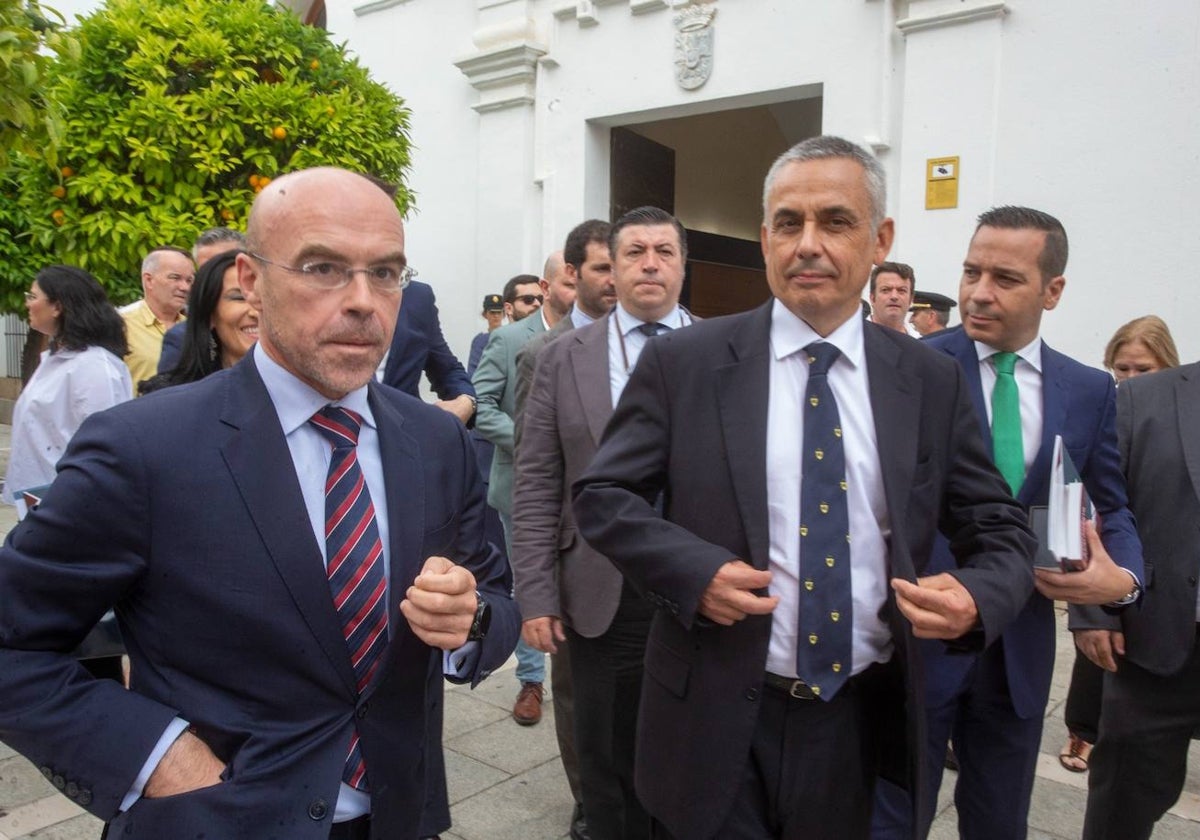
[237,254,264,313]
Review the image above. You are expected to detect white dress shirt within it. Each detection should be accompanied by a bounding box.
[570,306,597,329]
[765,301,893,678]
[4,345,132,508]
[608,304,691,407]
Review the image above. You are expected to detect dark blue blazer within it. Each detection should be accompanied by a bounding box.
[156,321,187,374]
[923,326,1142,718]
[382,280,474,400]
[0,354,518,839]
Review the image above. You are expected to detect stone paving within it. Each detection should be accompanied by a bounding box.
[1,420,1198,839]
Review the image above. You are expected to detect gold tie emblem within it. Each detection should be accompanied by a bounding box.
[804,579,814,591]
[840,480,847,491]
[808,634,818,645]
[811,685,822,696]
[825,557,834,567]
[810,396,819,407]
[831,611,840,622]
[834,427,842,438]
[832,663,842,673]
[815,448,825,461]
[820,502,829,514]
[800,525,808,537]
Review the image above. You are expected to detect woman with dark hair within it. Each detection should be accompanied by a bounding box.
[4,265,132,511]
[139,249,256,394]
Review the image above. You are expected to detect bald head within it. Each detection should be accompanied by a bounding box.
[541,248,574,324]
[238,167,407,399]
[245,168,402,256]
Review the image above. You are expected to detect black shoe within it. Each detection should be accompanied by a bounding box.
[570,803,591,840]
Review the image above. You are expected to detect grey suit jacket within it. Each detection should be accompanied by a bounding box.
[471,315,546,515]
[1117,361,1200,674]
[514,315,574,452]
[511,313,623,636]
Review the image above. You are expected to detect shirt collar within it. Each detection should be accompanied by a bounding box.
[614,302,684,335]
[974,335,1044,374]
[769,298,865,371]
[134,299,168,328]
[254,344,376,436]
[540,308,552,332]
[570,306,596,329]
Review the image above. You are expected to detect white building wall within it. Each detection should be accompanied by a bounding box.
[330,0,1200,367]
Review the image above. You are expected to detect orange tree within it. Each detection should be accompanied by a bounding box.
[0,0,412,310]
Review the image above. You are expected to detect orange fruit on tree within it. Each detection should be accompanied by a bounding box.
[50,185,66,199]
[60,166,74,178]
[220,208,235,221]
[51,209,65,225]
[310,59,319,70]
[249,174,260,187]
[271,125,287,140]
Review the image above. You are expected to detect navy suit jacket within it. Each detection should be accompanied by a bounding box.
[573,304,1036,839]
[156,321,187,374]
[381,280,474,400]
[923,326,1142,718]
[0,355,518,839]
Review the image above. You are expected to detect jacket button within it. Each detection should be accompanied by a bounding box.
[78,789,92,806]
[356,703,369,720]
[745,688,759,700]
[40,766,54,781]
[308,799,329,820]
[65,781,79,798]
[52,774,66,790]
[1189,577,1197,587]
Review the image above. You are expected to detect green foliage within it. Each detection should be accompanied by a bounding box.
[1,0,412,309]
[0,0,74,167]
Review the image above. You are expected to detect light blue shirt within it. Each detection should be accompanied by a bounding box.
[607,304,690,407]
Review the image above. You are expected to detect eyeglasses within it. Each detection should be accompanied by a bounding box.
[23,291,41,302]
[513,294,544,306]
[249,253,416,293]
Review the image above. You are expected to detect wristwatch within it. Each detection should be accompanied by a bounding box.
[467,590,492,641]
[1108,571,1143,607]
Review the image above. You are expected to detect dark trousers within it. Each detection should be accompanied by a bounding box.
[872,642,1042,840]
[566,581,653,840]
[1083,637,1200,840]
[551,642,584,804]
[1064,649,1104,743]
[655,661,897,840]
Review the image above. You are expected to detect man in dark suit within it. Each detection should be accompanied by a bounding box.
[0,168,518,840]
[874,206,1144,840]
[514,207,693,840]
[571,136,1037,840]
[1081,361,1200,839]
[380,279,476,423]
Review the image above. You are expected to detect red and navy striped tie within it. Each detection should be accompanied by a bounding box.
[310,406,388,792]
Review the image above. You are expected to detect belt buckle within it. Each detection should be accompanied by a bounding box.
[788,679,816,700]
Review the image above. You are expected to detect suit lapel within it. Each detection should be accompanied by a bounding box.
[716,303,773,569]
[219,358,358,696]
[570,315,615,446]
[1022,343,1067,505]
[945,331,990,444]
[864,326,922,580]
[366,383,426,699]
[1177,367,1200,511]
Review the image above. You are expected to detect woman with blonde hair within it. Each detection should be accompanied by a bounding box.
[1060,315,1179,772]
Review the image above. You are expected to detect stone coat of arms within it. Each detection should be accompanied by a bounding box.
[674,5,716,91]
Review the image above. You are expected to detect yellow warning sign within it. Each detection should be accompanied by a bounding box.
[926,156,959,210]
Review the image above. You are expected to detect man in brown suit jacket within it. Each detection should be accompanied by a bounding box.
[513,207,693,840]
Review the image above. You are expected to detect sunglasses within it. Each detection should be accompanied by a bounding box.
[513,294,544,306]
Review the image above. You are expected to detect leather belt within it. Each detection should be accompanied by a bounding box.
[763,672,819,700]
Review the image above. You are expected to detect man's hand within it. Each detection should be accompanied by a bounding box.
[1034,521,1138,605]
[400,556,478,649]
[1074,628,1126,672]
[143,730,224,799]
[435,395,475,425]
[891,573,980,639]
[523,616,566,654]
[698,560,778,626]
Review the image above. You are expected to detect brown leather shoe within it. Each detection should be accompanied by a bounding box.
[512,681,544,726]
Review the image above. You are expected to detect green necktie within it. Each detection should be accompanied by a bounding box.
[991,351,1024,495]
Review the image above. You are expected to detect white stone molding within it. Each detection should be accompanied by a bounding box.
[895,1,1008,36]
[353,0,412,16]
[454,41,548,113]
